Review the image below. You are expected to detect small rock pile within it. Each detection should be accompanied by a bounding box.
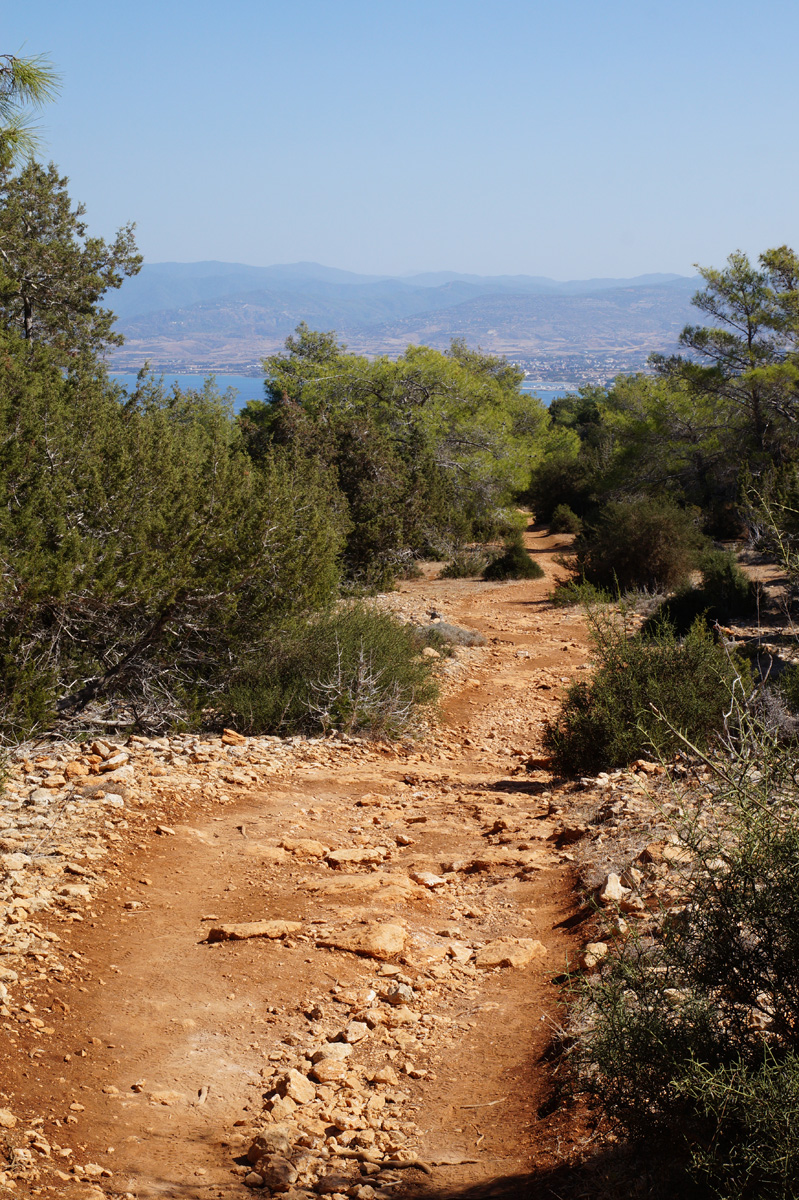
[231,967,462,1197]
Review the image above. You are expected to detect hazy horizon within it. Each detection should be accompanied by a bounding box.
[129,259,697,284]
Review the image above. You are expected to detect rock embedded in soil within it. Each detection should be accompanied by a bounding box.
[312,1043,352,1062]
[257,1154,299,1190]
[327,847,387,868]
[147,1089,187,1105]
[268,1095,299,1121]
[278,1069,317,1106]
[371,1066,399,1085]
[282,837,329,858]
[662,844,692,865]
[315,1170,356,1194]
[317,923,406,960]
[598,872,628,904]
[247,1123,299,1161]
[310,1058,348,1084]
[206,920,302,942]
[474,937,548,969]
[383,1005,419,1027]
[222,728,247,745]
[579,942,608,972]
[378,983,414,1006]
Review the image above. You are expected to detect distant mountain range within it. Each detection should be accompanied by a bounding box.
[108,261,701,382]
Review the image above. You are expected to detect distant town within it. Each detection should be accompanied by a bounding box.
[108,261,694,387]
[514,349,655,387]
[115,348,656,391]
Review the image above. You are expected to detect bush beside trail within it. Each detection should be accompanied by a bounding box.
[563,496,708,593]
[548,577,613,608]
[576,701,799,1198]
[483,531,545,581]
[216,605,440,739]
[643,548,756,635]
[440,550,490,578]
[548,503,583,534]
[0,164,545,742]
[0,274,542,740]
[241,326,547,586]
[544,614,745,774]
[0,352,346,739]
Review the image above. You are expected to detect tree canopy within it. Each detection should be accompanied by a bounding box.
[240,323,547,581]
[653,247,799,458]
[0,52,60,168]
[0,161,142,357]
[8,187,799,739]
[529,245,799,537]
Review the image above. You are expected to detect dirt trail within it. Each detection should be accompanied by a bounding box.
[0,528,594,1200]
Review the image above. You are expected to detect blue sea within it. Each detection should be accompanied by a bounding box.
[110,372,570,412]
[109,372,267,411]
[521,386,571,406]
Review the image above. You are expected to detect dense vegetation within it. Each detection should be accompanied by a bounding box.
[0,345,348,734]
[528,251,799,1195]
[535,248,799,776]
[574,691,799,1199]
[0,154,554,740]
[531,247,799,540]
[543,613,746,775]
[239,326,547,584]
[5,152,799,756]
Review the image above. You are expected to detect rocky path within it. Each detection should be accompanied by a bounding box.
[0,529,594,1200]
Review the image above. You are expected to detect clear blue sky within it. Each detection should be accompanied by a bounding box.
[9,1,799,279]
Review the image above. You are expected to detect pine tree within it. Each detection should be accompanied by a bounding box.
[0,161,141,357]
[0,53,60,168]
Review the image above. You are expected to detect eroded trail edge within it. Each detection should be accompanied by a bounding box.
[0,531,592,1200]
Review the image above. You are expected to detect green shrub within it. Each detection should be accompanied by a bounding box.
[566,496,708,592]
[0,641,59,740]
[0,349,346,737]
[483,531,545,581]
[548,577,613,608]
[217,604,439,738]
[700,548,755,607]
[577,939,723,1138]
[414,627,454,658]
[776,661,799,713]
[643,549,756,636]
[249,330,544,582]
[439,550,490,578]
[549,503,583,534]
[527,450,595,523]
[679,1051,799,1198]
[577,709,799,1197]
[543,614,745,774]
[398,557,424,580]
[470,507,527,543]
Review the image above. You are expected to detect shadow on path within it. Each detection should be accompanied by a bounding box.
[482,778,554,795]
[400,1144,694,1200]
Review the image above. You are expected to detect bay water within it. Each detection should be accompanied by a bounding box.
[110,372,569,412]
